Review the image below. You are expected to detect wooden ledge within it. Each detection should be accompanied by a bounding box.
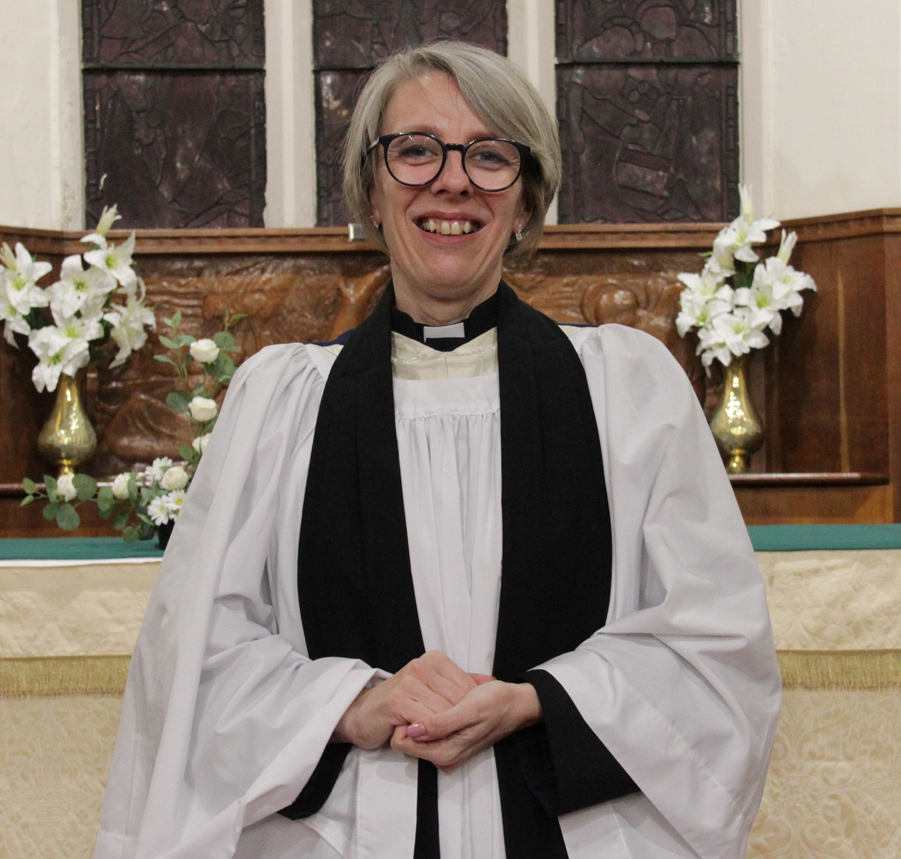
[730,472,890,487]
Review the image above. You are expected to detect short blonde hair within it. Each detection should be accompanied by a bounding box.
[342,41,561,257]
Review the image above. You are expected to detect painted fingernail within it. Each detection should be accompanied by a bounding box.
[406,723,426,739]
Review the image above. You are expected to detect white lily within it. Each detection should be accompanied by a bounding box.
[0,274,33,345]
[714,185,781,264]
[104,286,156,367]
[27,325,70,392]
[676,288,732,337]
[46,254,117,319]
[84,232,138,293]
[95,205,121,237]
[776,230,797,265]
[2,242,52,315]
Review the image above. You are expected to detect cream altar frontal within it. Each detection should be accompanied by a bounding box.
[1,527,900,858]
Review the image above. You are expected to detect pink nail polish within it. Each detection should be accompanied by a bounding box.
[406,723,426,739]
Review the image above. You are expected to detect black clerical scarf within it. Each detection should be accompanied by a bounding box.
[292,281,613,858]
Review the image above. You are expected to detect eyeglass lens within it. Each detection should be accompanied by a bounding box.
[384,134,522,191]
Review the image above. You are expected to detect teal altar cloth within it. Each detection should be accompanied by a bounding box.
[3,525,901,560]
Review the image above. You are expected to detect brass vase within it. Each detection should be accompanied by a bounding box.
[37,371,97,476]
[709,354,764,474]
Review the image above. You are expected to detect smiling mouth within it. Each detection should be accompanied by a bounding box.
[418,218,481,235]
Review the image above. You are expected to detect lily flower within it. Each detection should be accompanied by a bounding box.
[2,242,52,315]
[84,232,138,293]
[96,205,121,237]
[104,289,156,367]
[46,254,117,319]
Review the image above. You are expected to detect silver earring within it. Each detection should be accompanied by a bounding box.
[515,228,524,242]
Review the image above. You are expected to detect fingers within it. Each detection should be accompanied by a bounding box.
[391,682,543,771]
[333,652,475,750]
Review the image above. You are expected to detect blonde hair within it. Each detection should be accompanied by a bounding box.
[342,41,561,257]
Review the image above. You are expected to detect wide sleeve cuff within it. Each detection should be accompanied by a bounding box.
[516,669,639,816]
[277,743,352,819]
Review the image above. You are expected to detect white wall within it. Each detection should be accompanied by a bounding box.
[2,1,900,229]
[741,0,901,220]
[0,0,82,230]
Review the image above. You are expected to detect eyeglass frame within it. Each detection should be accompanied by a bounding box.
[366,132,532,192]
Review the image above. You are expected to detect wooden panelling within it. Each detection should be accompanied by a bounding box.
[2,213,900,536]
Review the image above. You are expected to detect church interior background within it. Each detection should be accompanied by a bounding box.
[1,1,901,856]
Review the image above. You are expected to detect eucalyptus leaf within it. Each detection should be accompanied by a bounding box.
[44,475,58,498]
[178,444,195,461]
[22,477,37,495]
[114,508,132,530]
[122,526,139,543]
[213,330,236,352]
[73,473,97,500]
[56,503,81,530]
[43,502,59,520]
[166,390,192,413]
[20,495,34,506]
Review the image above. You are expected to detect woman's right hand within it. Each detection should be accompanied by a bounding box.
[331,651,479,750]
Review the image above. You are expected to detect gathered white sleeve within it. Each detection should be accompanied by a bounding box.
[93,344,380,859]
[541,325,781,859]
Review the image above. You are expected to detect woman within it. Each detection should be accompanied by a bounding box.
[94,42,780,859]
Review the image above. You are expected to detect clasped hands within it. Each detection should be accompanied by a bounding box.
[332,651,542,772]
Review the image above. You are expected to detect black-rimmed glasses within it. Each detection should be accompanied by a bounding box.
[367,133,530,192]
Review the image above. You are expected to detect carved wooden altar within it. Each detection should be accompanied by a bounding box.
[2,213,900,535]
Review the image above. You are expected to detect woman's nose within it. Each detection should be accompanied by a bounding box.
[431,150,471,194]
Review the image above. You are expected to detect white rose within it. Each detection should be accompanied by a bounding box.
[190,338,220,364]
[189,396,218,422]
[111,473,131,499]
[192,432,212,454]
[57,473,77,502]
[160,465,189,491]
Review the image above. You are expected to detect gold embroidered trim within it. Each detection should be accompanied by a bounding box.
[778,650,901,689]
[2,651,898,697]
[0,656,130,697]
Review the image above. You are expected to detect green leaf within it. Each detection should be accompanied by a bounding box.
[43,502,59,520]
[213,330,236,352]
[159,335,178,349]
[138,521,156,540]
[178,444,196,461]
[170,310,182,329]
[56,503,81,530]
[20,495,35,506]
[153,354,178,367]
[44,475,58,499]
[209,353,235,384]
[73,473,97,500]
[22,477,37,495]
[176,334,196,348]
[166,390,192,413]
[97,487,115,516]
[113,507,132,530]
[122,526,139,543]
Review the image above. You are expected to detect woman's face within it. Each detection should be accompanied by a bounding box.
[370,72,528,323]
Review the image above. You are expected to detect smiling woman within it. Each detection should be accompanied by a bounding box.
[93,41,780,859]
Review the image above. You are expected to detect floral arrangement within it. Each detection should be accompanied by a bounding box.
[0,206,155,391]
[675,186,817,370]
[22,310,243,541]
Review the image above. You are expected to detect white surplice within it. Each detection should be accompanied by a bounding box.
[93,324,780,859]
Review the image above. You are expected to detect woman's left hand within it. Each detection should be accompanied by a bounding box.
[389,681,542,772]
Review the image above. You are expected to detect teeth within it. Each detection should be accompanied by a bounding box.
[421,219,476,235]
